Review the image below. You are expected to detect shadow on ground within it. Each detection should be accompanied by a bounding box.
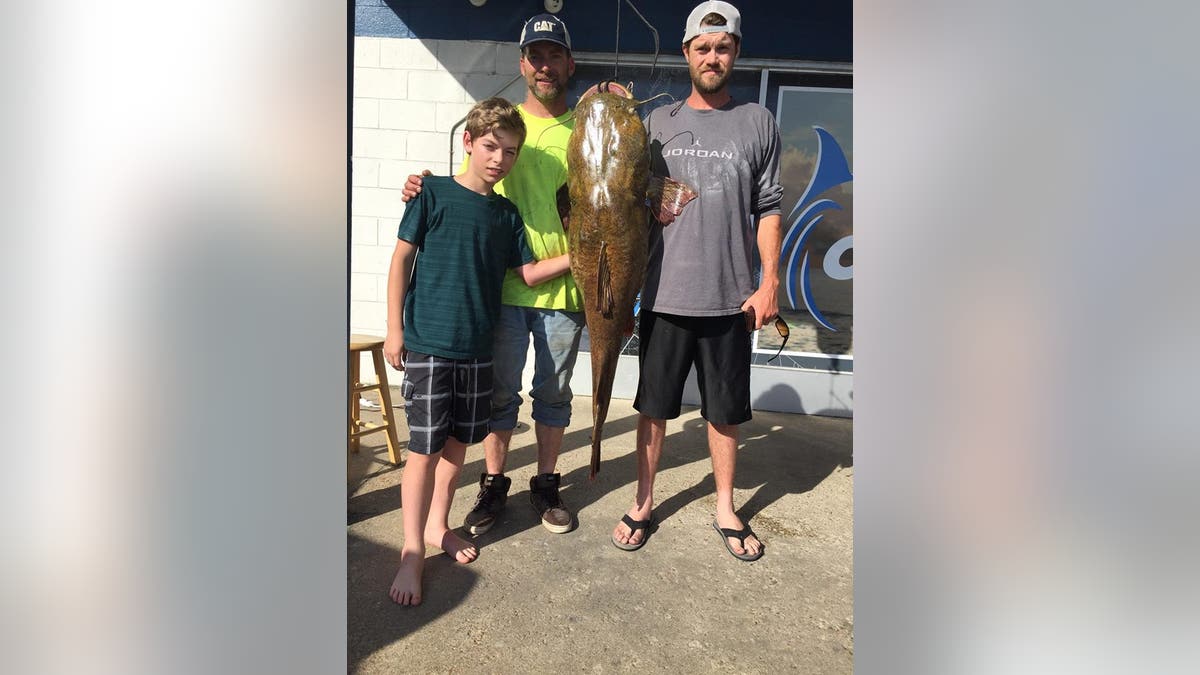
[350,403,852,539]
[347,533,479,672]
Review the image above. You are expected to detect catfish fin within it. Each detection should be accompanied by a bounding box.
[646,175,699,225]
[555,183,571,232]
[596,241,614,317]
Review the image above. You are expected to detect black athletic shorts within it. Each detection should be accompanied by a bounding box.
[633,310,751,425]
[400,351,493,454]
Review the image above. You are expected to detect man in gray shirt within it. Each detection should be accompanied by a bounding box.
[610,1,783,561]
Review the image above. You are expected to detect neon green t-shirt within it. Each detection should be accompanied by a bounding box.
[461,104,581,311]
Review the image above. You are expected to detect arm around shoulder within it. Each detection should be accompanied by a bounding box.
[515,253,571,287]
[400,169,433,203]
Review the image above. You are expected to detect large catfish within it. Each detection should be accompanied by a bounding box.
[564,82,696,478]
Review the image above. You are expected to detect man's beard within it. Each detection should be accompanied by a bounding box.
[528,76,564,104]
[690,65,731,94]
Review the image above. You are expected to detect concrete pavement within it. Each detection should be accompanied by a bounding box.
[348,392,853,673]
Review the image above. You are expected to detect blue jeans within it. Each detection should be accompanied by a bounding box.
[490,305,584,430]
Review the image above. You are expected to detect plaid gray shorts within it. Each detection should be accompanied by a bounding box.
[400,351,493,454]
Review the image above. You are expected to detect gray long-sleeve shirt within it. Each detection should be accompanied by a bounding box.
[641,98,783,317]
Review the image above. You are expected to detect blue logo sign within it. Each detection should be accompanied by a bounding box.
[779,126,853,331]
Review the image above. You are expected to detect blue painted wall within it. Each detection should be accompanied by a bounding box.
[356,1,851,63]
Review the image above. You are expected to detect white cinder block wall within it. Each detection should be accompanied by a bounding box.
[351,36,527,383]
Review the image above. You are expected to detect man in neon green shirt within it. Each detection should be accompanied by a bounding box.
[403,14,582,535]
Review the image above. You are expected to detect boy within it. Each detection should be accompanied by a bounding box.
[383,98,570,606]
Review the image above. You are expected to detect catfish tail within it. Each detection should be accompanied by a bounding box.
[588,341,620,479]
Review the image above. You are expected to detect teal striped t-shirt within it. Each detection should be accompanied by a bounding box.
[398,176,535,359]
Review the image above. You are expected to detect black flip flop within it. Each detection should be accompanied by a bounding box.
[611,514,652,551]
[712,520,764,561]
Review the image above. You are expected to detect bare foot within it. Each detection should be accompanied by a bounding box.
[715,512,763,558]
[612,502,653,548]
[426,528,478,564]
[388,549,425,606]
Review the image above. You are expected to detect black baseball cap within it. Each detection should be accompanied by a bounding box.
[519,13,572,51]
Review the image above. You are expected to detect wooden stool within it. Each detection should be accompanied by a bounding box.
[349,334,402,464]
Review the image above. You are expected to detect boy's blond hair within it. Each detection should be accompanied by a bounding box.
[464,97,527,147]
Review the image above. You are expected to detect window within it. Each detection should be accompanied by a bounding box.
[766,85,853,369]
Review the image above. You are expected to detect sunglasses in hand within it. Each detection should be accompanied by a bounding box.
[743,307,791,363]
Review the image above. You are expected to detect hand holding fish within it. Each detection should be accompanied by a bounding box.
[646,175,698,226]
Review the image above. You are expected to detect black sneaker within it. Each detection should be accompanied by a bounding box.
[529,473,572,534]
[463,473,511,535]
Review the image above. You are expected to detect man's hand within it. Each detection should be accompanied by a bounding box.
[740,284,779,331]
[400,169,432,203]
[383,331,406,370]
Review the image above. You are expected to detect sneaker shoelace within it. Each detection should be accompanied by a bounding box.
[540,484,562,509]
[474,484,498,510]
